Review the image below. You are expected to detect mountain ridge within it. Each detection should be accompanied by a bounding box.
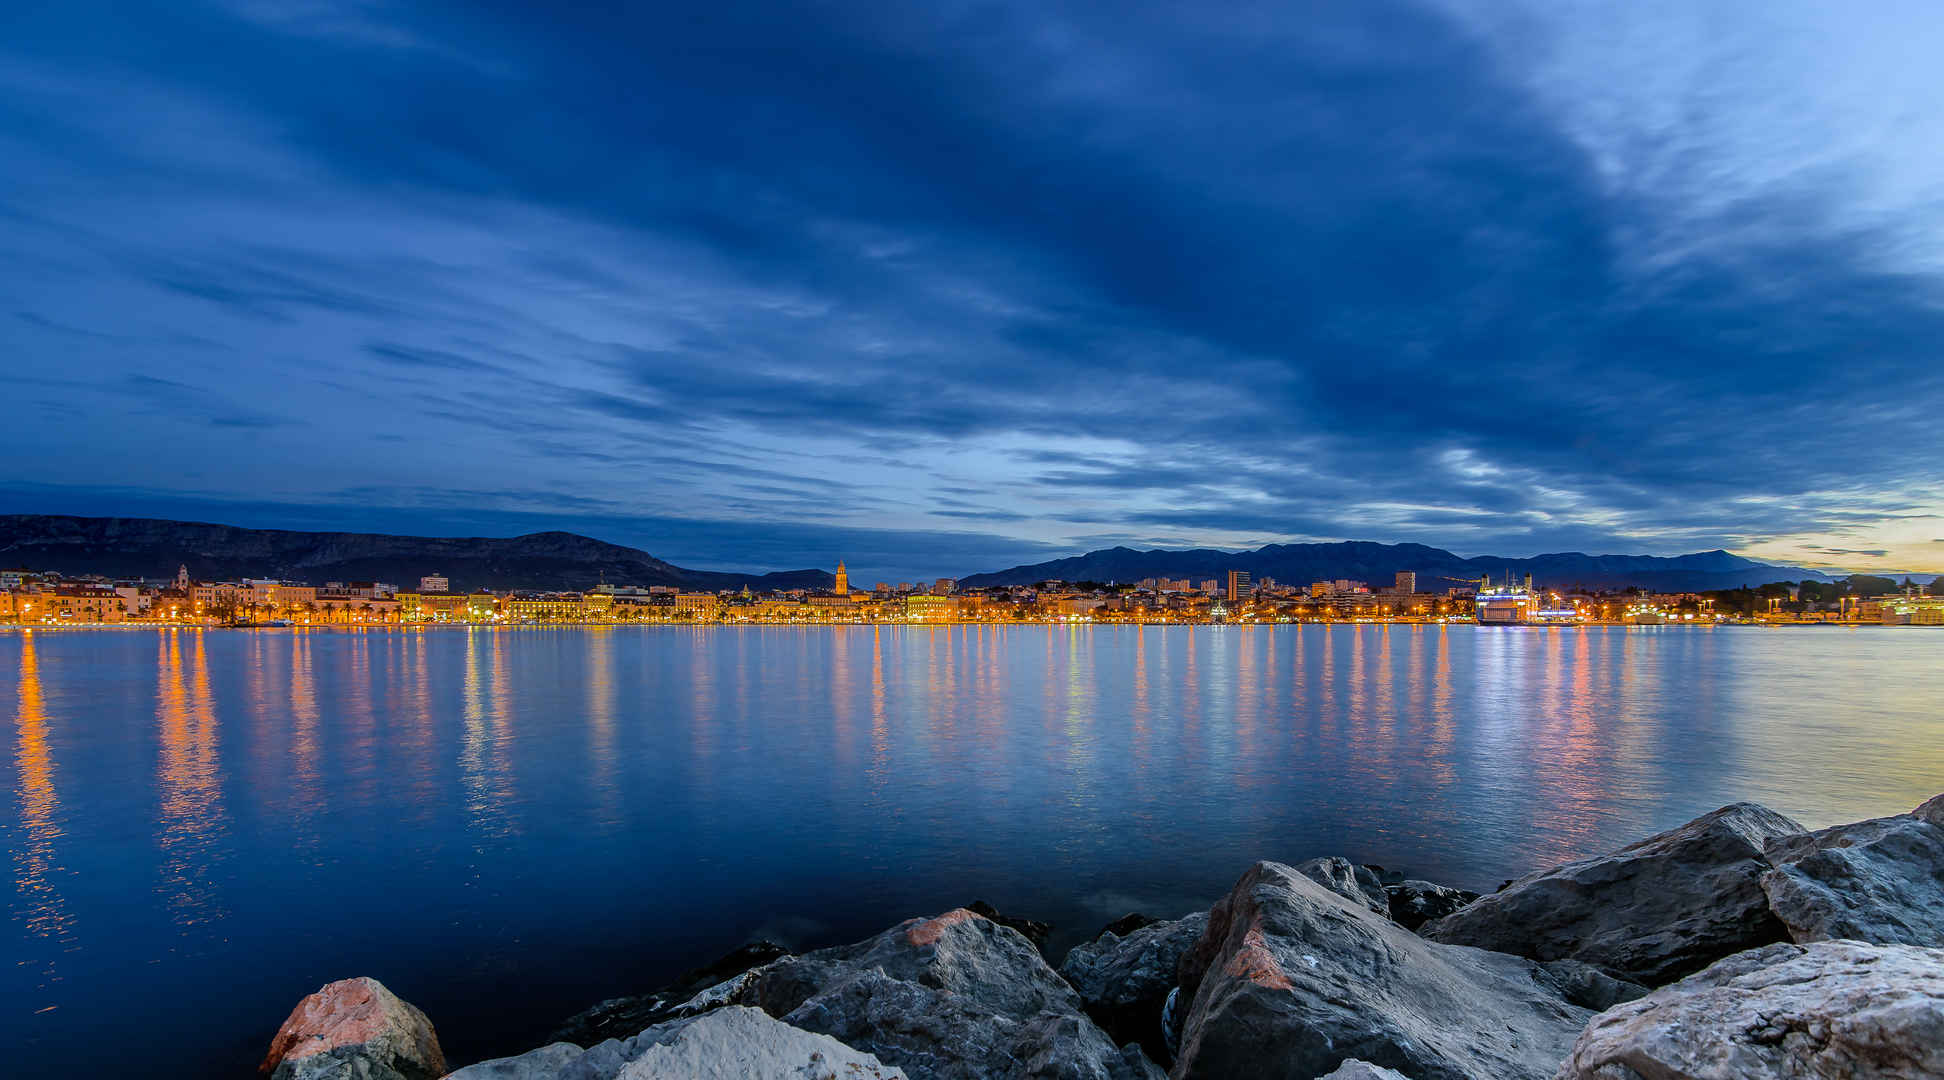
[958,539,1834,592]
[0,515,831,593]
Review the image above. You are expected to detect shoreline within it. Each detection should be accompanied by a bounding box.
[1,619,1927,631]
[261,793,1944,1080]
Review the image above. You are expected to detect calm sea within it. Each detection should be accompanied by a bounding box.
[2,624,1939,1076]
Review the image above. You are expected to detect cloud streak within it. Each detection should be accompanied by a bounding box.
[1,0,1940,576]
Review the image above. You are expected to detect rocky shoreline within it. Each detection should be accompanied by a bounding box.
[260,793,1944,1079]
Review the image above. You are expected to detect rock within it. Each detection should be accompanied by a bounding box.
[1291,856,1389,917]
[1917,792,1944,827]
[1554,940,1944,1080]
[1537,959,1649,1012]
[1058,911,1209,1061]
[747,907,1161,1079]
[1362,864,1407,886]
[1318,1062,1412,1080]
[449,1007,904,1080]
[966,900,1052,953]
[259,977,445,1080]
[1384,879,1478,931]
[1096,912,1160,939]
[550,941,791,1046]
[1422,802,1806,985]
[443,1042,585,1079]
[1172,861,1593,1080]
[616,1006,905,1079]
[1760,795,1944,947]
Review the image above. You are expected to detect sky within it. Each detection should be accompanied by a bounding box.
[4,0,1943,584]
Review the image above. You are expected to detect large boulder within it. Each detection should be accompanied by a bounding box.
[966,900,1053,954]
[1918,792,1944,827]
[1171,861,1593,1080]
[1760,794,1944,947]
[1058,912,1209,1060]
[550,942,791,1046]
[748,908,1162,1080]
[259,977,445,1080]
[1554,940,1944,1080]
[1291,856,1389,917]
[1318,1063,1411,1080]
[1422,803,1805,985]
[616,1006,905,1079]
[1384,879,1478,931]
[448,1007,903,1080]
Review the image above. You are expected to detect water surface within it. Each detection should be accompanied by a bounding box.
[3,624,1939,1076]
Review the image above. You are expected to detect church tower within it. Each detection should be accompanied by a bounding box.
[175,564,190,590]
[834,560,848,596]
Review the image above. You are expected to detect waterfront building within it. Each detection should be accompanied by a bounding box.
[1227,570,1252,602]
[1881,590,1944,626]
[419,574,450,593]
[40,584,129,622]
[399,592,471,621]
[904,593,961,621]
[504,593,587,622]
[1394,571,1416,594]
[674,592,719,620]
[933,578,957,595]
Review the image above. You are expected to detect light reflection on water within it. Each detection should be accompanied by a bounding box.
[0,624,1939,1078]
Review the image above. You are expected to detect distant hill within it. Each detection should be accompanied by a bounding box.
[959,540,1834,592]
[0,515,831,593]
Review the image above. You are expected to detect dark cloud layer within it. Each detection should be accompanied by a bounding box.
[2,0,1940,580]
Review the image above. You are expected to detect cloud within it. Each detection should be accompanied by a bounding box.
[0,0,1940,575]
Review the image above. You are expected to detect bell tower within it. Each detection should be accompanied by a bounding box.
[834,560,848,596]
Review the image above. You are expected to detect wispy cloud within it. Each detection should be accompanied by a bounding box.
[0,0,1939,574]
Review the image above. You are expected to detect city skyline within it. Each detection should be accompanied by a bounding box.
[6,2,1944,581]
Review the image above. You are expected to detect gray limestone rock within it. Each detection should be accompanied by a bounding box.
[1554,940,1944,1080]
[748,908,1161,1080]
[1291,856,1390,917]
[1171,861,1593,1080]
[1384,879,1478,931]
[1760,793,1944,947]
[1317,1062,1412,1080]
[1057,912,1209,1060]
[260,977,446,1080]
[1422,803,1806,985]
[448,1007,903,1080]
[615,1006,905,1079]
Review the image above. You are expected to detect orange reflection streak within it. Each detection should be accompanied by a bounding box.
[156,631,227,928]
[288,631,320,823]
[830,625,852,759]
[1235,627,1260,781]
[460,628,488,834]
[587,627,619,830]
[393,629,436,819]
[488,630,518,835]
[868,625,888,794]
[13,632,74,955]
[345,632,376,802]
[1347,623,1367,729]
[1317,624,1336,733]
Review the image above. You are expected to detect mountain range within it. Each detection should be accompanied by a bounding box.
[958,541,1835,592]
[0,515,831,593]
[0,515,1845,595]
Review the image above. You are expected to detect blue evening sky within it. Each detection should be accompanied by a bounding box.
[3,1,1942,583]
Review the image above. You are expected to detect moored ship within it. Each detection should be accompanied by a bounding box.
[1473,574,1537,625]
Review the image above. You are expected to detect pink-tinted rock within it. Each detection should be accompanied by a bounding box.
[260,976,445,1080]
